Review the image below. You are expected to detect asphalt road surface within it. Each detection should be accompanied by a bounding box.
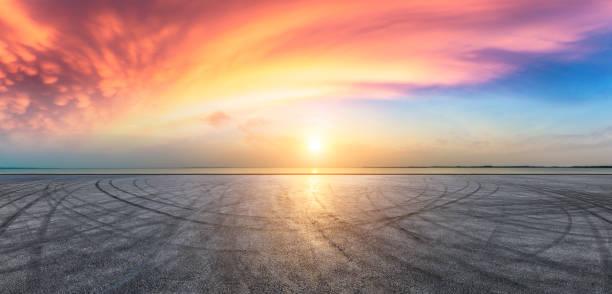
[1,175,611,293]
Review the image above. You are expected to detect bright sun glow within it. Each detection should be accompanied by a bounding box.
[308,136,322,152]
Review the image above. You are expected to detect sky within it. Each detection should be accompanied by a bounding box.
[1,0,612,168]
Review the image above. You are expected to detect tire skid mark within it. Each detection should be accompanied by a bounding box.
[96,179,296,232]
[0,184,49,211]
[101,178,239,293]
[27,181,89,289]
[585,214,612,291]
[192,179,253,291]
[0,182,53,238]
[514,182,612,287]
[422,179,469,210]
[362,183,432,243]
[417,214,599,277]
[131,178,186,206]
[109,179,195,211]
[0,181,46,201]
[367,180,483,228]
[466,183,575,258]
[307,181,446,287]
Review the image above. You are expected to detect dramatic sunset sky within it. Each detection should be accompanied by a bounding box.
[1,0,612,167]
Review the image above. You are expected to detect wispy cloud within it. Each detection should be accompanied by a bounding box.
[203,111,231,127]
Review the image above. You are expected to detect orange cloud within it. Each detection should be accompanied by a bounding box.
[0,92,30,130]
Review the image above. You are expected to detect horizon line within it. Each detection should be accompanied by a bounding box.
[1,165,612,169]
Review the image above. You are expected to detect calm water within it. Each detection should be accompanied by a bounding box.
[0,167,610,174]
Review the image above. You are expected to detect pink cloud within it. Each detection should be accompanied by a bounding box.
[203,111,231,127]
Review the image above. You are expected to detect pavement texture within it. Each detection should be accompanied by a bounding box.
[0,175,611,293]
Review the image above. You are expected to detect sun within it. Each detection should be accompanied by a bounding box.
[308,136,322,152]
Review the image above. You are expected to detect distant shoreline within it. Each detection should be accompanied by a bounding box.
[2,166,612,170]
[362,166,612,169]
[2,167,612,175]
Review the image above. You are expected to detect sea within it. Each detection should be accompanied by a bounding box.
[0,167,611,175]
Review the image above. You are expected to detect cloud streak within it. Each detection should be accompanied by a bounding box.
[204,111,231,127]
